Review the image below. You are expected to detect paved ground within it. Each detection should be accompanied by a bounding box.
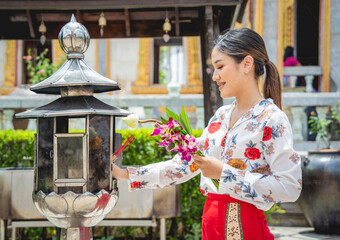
[270,226,340,240]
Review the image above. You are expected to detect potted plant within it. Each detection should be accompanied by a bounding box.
[11,49,66,130]
[298,102,340,234]
[23,48,65,84]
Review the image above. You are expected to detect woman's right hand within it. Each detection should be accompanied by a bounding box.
[112,164,129,180]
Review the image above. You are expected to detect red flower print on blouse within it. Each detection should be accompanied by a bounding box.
[244,147,261,160]
[204,138,209,150]
[221,134,227,147]
[244,140,261,160]
[208,122,222,134]
[262,126,273,141]
[130,181,142,188]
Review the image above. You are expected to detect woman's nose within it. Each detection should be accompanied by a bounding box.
[212,71,220,81]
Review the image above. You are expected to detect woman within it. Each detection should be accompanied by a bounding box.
[113,28,302,240]
[283,46,301,86]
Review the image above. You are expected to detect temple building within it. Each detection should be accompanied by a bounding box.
[0,37,203,96]
[0,0,338,96]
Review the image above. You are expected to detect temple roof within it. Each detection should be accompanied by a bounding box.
[0,0,246,39]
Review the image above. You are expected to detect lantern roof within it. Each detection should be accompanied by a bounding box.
[30,14,120,95]
[15,96,129,118]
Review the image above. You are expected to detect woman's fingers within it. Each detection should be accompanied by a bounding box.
[192,154,204,161]
[192,155,204,166]
[192,155,223,179]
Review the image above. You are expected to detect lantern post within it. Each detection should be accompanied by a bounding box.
[16,15,129,240]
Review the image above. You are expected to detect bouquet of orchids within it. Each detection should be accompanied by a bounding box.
[122,107,219,188]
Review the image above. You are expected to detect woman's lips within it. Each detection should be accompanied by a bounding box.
[218,82,226,91]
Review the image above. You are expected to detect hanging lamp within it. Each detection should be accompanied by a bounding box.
[163,11,171,42]
[39,15,47,45]
[98,11,107,37]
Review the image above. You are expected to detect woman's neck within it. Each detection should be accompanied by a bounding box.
[234,87,263,111]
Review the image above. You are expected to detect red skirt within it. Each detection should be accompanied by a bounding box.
[202,193,274,240]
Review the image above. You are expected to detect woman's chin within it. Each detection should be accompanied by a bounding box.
[220,92,233,99]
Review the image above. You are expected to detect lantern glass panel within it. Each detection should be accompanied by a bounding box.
[57,136,84,179]
[69,117,86,133]
[37,117,54,193]
[89,115,111,192]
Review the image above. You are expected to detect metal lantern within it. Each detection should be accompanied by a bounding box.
[16,14,129,239]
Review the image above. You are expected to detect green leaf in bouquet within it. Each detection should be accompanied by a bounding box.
[179,106,193,136]
[166,107,180,122]
[160,116,168,124]
[178,118,189,136]
[169,141,175,150]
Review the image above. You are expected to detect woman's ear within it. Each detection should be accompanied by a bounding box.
[243,55,254,74]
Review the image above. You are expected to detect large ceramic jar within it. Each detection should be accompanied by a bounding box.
[299,149,340,234]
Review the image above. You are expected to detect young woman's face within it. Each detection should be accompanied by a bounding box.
[211,48,244,99]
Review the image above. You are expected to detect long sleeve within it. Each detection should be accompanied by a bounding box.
[218,110,302,210]
[127,124,213,191]
[127,153,201,190]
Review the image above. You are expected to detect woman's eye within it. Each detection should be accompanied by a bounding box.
[217,65,223,70]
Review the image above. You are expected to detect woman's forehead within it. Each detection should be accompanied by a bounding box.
[211,48,231,63]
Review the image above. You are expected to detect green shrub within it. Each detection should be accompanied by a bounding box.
[0,129,35,168]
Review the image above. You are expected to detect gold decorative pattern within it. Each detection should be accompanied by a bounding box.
[136,38,151,86]
[179,85,203,94]
[158,106,196,114]
[283,0,295,47]
[322,0,331,92]
[225,203,243,240]
[131,38,153,94]
[254,0,263,36]
[52,39,65,67]
[1,40,17,95]
[246,0,252,29]
[186,37,202,86]
[183,36,203,94]
[131,85,168,94]
[277,0,284,83]
[132,37,203,95]
[4,40,17,87]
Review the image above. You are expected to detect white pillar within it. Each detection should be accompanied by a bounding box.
[27,119,37,131]
[305,75,314,93]
[0,220,5,240]
[160,218,166,240]
[291,107,304,141]
[3,109,14,130]
[316,106,328,143]
[11,226,16,240]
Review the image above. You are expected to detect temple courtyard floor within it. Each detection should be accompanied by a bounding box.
[270,226,340,240]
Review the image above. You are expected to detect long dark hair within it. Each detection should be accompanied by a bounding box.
[283,46,294,62]
[213,28,282,109]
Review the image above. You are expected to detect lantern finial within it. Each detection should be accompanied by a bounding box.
[58,14,90,59]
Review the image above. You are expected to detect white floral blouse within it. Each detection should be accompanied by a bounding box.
[127,99,302,211]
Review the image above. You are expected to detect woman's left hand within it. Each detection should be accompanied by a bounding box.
[192,155,223,179]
